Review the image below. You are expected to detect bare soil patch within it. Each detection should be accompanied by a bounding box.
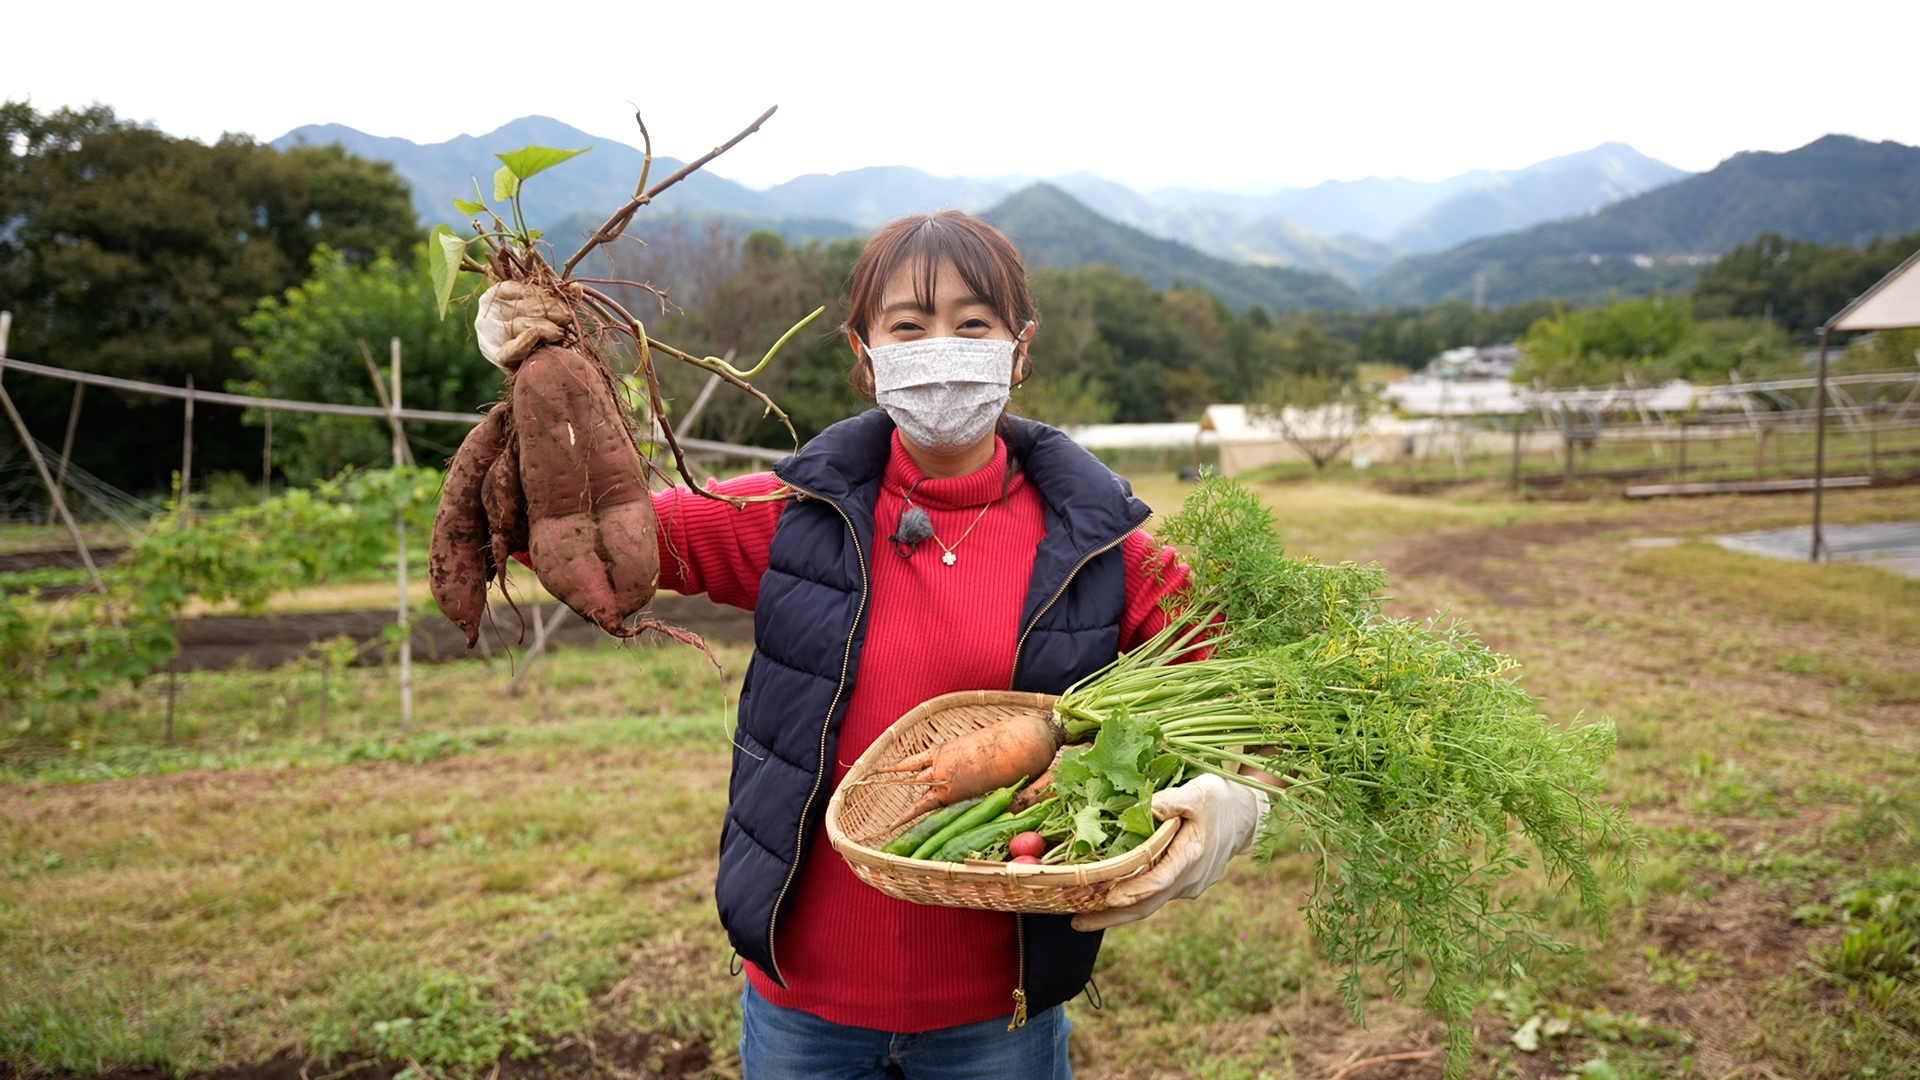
[0,1032,712,1080]
[168,593,752,672]
[1369,521,1623,608]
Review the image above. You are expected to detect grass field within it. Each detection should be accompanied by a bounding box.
[4,476,1919,1079]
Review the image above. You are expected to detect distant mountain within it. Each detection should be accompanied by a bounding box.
[273,117,768,227]
[1049,144,1687,283]
[982,184,1364,312]
[754,166,1025,223]
[1388,143,1691,251]
[1368,135,1920,307]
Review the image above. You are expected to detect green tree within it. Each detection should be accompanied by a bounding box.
[235,247,493,484]
[1694,231,1920,335]
[1357,299,1558,369]
[0,101,419,493]
[1515,295,1694,387]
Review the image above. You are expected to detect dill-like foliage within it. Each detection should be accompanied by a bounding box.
[1050,477,1640,1077]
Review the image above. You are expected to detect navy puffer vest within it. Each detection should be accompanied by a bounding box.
[715,408,1151,1017]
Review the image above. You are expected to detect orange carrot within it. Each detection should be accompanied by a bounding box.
[876,710,1065,824]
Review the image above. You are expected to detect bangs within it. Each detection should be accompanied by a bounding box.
[846,211,1035,339]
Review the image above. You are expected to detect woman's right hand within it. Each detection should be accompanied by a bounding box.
[475,282,573,371]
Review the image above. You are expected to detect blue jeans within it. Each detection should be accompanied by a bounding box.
[739,981,1072,1080]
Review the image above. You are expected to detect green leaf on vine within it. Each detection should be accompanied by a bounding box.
[496,144,591,181]
[429,224,465,317]
[492,166,518,203]
[452,197,487,216]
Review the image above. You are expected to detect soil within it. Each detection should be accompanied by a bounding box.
[0,1032,712,1080]
[164,593,752,672]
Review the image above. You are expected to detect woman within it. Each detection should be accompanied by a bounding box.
[479,212,1264,1079]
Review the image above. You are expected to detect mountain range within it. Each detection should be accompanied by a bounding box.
[1368,134,1920,307]
[272,119,1690,285]
[272,119,1920,312]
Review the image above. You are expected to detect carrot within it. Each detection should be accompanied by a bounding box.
[429,402,510,647]
[514,344,660,635]
[876,709,1065,824]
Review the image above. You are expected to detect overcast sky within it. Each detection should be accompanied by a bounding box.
[10,0,1918,191]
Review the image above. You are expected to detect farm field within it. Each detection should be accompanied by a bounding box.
[4,476,1919,1080]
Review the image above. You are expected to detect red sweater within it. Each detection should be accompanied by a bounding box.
[650,432,1188,1031]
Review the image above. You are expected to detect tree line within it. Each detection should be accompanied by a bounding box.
[4,101,1916,498]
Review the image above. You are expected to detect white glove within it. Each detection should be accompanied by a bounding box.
[1071,774,1269,931]
[475,281,573,371]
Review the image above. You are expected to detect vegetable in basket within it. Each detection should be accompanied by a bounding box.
[869,475,1640,1076]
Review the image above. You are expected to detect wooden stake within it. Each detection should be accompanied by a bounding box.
[48,382,83,526]
[1812,327,1830,562]
[165,668,177,745]
[1510,426,1522,492]
[181,374,195,512]
[0,312,114,618]
[319,654,331,742]
[392,337,412,733]
[262,409,273,502]
[508,604,570,697]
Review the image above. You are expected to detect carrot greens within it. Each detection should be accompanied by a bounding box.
[1034,476,1637,1077]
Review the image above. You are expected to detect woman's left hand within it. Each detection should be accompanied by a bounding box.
[1069,774,1268,931]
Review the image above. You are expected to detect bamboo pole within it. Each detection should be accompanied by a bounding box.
[1812,328,1830,562]
[0,353,788,462]
[391,337,412,733]
[508,604,571,698]
[0,312,114,616]
[47,383,84,525]
[261,410,273,502]
[180,374,195,512]
[319,653,330,742]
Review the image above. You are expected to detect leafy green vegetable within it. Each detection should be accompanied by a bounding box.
[1037,476,1638,1078]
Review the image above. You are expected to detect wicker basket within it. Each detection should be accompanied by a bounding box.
[825,689,1178,914]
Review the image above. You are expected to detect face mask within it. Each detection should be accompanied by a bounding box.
[865,327,1027,453]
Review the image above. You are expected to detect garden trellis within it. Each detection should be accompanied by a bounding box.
[0,312,788,722]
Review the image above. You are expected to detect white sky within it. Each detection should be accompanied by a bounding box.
[9,0,1918,191]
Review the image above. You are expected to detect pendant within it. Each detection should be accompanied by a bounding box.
[942,551,957,566]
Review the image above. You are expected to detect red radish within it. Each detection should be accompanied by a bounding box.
[1011,855,1041,865]
[1009,832,1046,860]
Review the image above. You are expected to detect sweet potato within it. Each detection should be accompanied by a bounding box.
[513,344,659,635]
[430,402,511,646]
[482,425,528,580]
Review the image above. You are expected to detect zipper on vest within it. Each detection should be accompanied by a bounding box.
[1005,512,1149,689]
[1010,914,1029,1031]
[763,478,870,987]
[1002,509,1148,1027]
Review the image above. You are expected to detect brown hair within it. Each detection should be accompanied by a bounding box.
[843,211,1038,397]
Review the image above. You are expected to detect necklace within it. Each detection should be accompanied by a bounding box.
[889,480,1000,566]
[931,501,995,566]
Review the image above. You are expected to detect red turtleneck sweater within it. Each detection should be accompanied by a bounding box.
[647,433,1187,1032]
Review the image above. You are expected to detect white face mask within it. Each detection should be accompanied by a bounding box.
[866,328,1027,453]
